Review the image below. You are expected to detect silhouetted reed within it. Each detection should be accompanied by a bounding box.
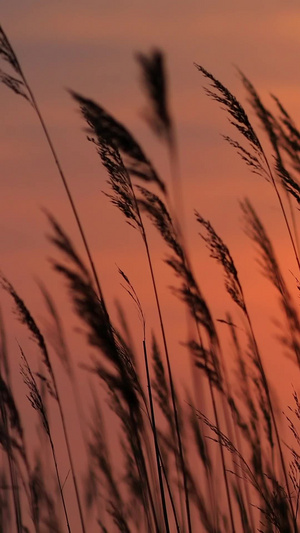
[1,274,87,532]
[0,24,104,311]
[20,347,71,532]
[1,33,300,533]
[70,86,192,531]
[195,210,295,528]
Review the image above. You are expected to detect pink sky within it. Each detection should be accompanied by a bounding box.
[1,2,300,356]
[1,2,300,530]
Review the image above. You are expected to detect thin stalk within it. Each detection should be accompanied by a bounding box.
[189,304,235,532]
[166,128,233,530]
[159,452,181,532]
[220,387,250,532]
[0,403,23,533]
[209,375,236,533]
[0,318,22,533]
[129,409,160,533]
[48,431,72,533]
[11,452,40,533]
[6,40,108,317]
[142,338,170,533]
[139,368,181,531]
[198,335,236,533]
[38,337,86,532]
[28,88,105,304]
[141,232,192,533]
[244,305,297,531]
[69,373,103,520]
[53,387,87,533]
[168,128,222,533]
[21,351,71,533]
[219,341,256,533]
[141,406,181,532]
[122,163,192,531]
[22,332,85,531]
[0,339,39,532]
[263,155,300,274]
[232,416,256,533]
[171,241,235,532]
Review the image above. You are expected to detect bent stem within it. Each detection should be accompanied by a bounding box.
[142,338,171,533]
[167,124,235,533]
[244,308,296,530]
[141,232,193,533]
[0,399,23,533]
[53,386,87,533]
[21,350,72,533]
[263,154,300,275]
[0,26,106,309]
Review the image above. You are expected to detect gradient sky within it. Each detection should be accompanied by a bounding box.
[1,3,300,342]
[1,2,300,529]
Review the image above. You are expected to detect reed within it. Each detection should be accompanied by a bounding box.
[0,26,300,532]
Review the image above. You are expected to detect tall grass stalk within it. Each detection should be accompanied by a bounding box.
[0,25,107,315]
[0,311,23,533]
[1,276,87,533]
[196,211,296,529]
[20,348,71,533]
[119,267,171,531]
[70,90,193,532]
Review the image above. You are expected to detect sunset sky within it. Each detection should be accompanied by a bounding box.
[1,3,300,346]
[1,3,300,529]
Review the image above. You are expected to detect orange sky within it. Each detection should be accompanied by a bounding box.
[2,2,300,531]
[1,3,300,360]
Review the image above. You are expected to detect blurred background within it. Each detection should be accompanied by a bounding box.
[1,1,300,529]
